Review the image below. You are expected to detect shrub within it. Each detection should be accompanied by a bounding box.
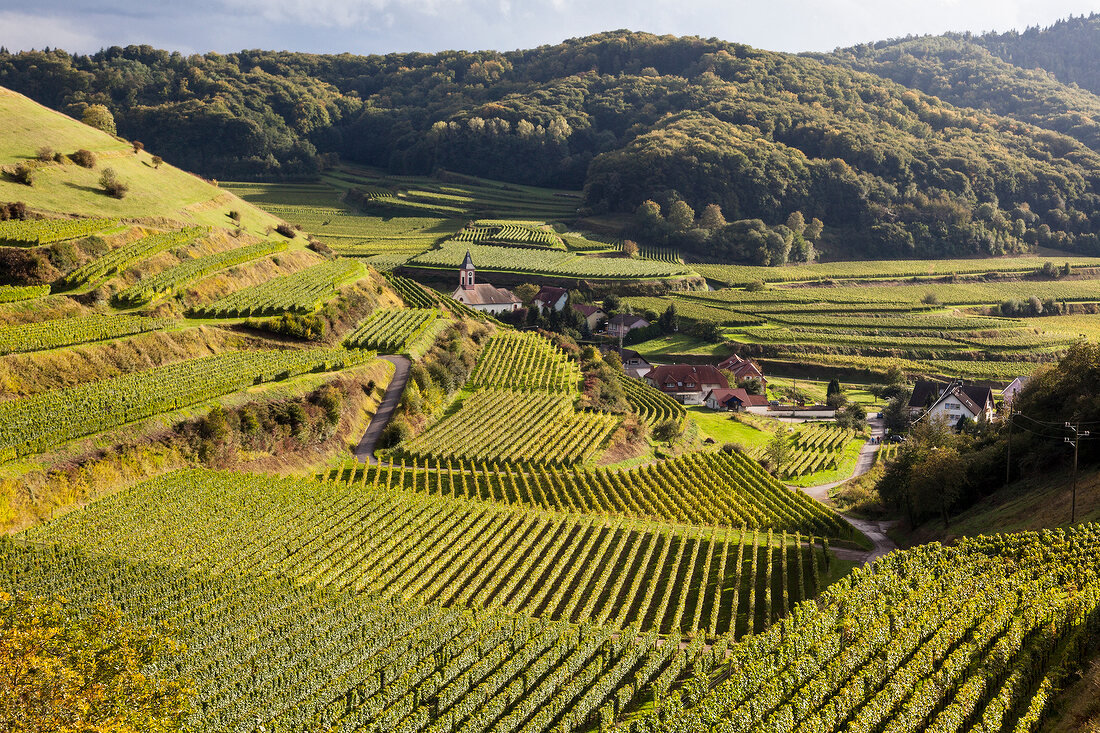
[151,155,163,169]
[0,202,28,221]
[228,210,241,222]
[10,163,34,186]
[274,223,296,238]
[921,292,940,305]
[744,280,766,292]
[70,149,96,168]
[131,141,144,153]
[35,146,56,162]
[99,168,128,199]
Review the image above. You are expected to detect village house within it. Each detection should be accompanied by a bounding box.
[533,285,568,313]
[451,251,522,315]
[908,379,996,425]
[574,304,607,331]
[600,346,652,379]
[704,387,771,413]
[607,314,650,339]
[717,354,767,389]
[1002,376,1030,407]
[645,364,729,405]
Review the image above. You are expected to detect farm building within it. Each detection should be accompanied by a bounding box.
[645,364,729,405]
[451,250,522,314]
[704,387,771,413]
[534,286,569,312]
[601,346,652,379]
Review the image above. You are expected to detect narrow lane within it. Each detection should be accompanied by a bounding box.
[353,355,411,465]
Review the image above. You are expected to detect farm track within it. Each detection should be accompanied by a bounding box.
[797,417,898,565]
[353,355,410,465]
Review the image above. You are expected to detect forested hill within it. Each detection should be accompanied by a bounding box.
[977,13,1100,96]
[4,29,1100,260]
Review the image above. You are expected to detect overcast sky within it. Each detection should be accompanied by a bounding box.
[0,0,1097,57]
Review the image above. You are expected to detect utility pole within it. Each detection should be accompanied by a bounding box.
[1005,409,1013,485]
[1065,422,1089,524]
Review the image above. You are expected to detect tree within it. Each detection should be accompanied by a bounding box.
[698,203,727,231]
[826,378,842,398]
[151,155,163,169]
[766,428,792,476]
[785,211,806,235]
[0,590,191,733]
[836,402,867,430]
[882,391,912,434]
[603,293,621,313]
[513,283,539,307]
[667,200,695,233]
[99,167,128,199]
[804,217,824,241]
[81,104,116,135]
[621,239,639,257]
[657,303,678,334]
[635,200,664,234]
[911,446,964,526]
[132,141,144,153]
[652,418,683,446]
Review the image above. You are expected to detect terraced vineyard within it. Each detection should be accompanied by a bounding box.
[187,259,362,317]
[396,389,620,465]
[62,226,208,287]
[452,221,564,248]
[410,241,695,279]
[0,283,49,303]
[339,450,852,537]
[468,332,581,392]
[113,240,287,306]
[0,216,116,245]
[629,525,1100,733]
[0,347,373,461]
[0,313,173,355]
[618,374,688,427]
[345,308,439,353]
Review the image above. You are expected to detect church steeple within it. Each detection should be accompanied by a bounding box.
[460,250,475,291]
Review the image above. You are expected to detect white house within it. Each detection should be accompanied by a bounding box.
[1002,376,1030,407]
[926,384,996,425]
[451,250,522,315]
[533,286,568,313]
[645,364,729,405]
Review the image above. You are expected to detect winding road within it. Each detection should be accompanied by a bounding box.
[353,355,411,465]
[798,417,899,565]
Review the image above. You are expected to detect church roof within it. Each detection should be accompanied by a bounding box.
[461,250,475,269]
[453,283,520,305]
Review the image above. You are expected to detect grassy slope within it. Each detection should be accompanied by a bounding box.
[898,466,1100,548]
[0,87,284,236]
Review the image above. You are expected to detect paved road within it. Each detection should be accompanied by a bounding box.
[353,355,410,465]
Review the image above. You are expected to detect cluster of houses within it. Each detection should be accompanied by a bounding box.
[451,255,1024,429]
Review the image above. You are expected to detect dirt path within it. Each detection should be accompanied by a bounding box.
[353,355,410,465]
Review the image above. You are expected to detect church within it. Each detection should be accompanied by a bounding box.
[451,250,522,314]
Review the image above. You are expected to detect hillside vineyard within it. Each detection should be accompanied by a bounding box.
[4,18,1100,731]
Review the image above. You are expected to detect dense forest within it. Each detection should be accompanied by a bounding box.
[4,18,1100,261]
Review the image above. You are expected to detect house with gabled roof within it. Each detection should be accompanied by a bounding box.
[1002,376,1030,407]
[645,364,729,405]
[717,354,767,389]
[909,378,996,425]
[575,304,607,331]
[704,387,770,413]
[534,285,568,313]
[607,314,650,339]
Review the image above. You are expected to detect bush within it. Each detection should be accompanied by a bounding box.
[274,223,296,238]
[228,210,241,222]
[151,155,163,169]
[921,292,940,305]
[10,163,34,186]
[35,146,56,162]
[99,168,128,199]
[70,149,96,168]
[0,202,28,221]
